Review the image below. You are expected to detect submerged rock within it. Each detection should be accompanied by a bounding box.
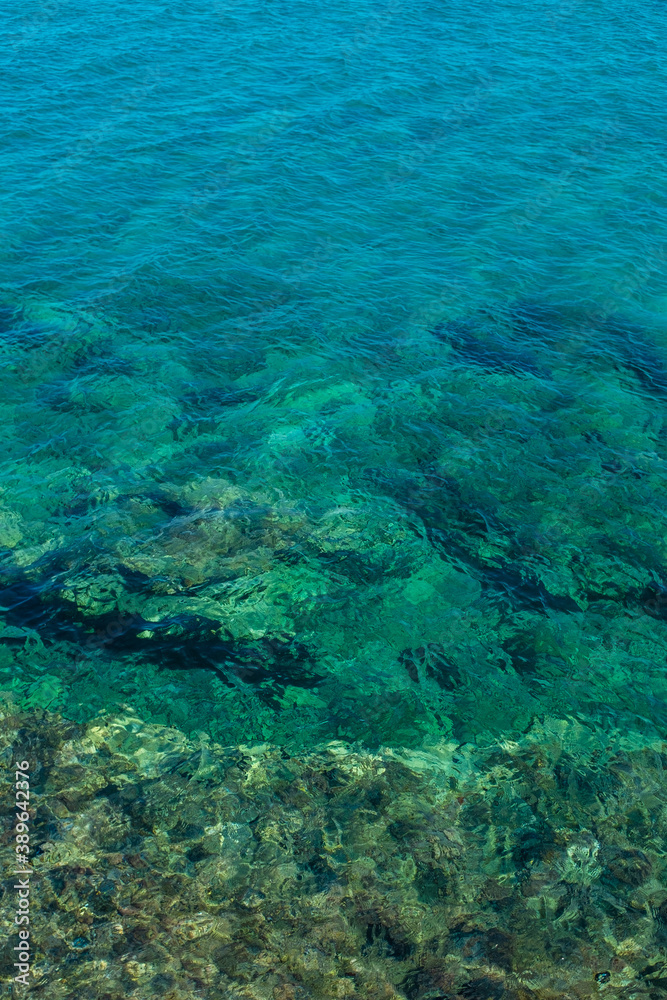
[1,702,666,999]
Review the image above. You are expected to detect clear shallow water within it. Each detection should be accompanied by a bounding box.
[2,1,667,994]
[2,0,667,751]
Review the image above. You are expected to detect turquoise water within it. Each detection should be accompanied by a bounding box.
[4,1,667,996]
[2,0,667,751]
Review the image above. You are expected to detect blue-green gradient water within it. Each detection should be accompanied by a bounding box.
[2,0,667,754]
[5,3,667,997]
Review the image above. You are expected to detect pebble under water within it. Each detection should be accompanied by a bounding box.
[2,0,667,996]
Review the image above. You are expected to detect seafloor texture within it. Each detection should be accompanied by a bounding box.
[1,293,667,752]
[2,0,667,994]
[3,700,667,1000]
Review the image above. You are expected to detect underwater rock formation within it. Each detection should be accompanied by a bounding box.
[2,294,667,750]
[2,701,667,999]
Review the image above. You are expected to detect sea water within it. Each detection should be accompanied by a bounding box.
[1,0,667,996]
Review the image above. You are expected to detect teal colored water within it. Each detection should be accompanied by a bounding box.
[2,0,667,755]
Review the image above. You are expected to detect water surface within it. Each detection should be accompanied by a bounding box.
[2,1,667,995]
